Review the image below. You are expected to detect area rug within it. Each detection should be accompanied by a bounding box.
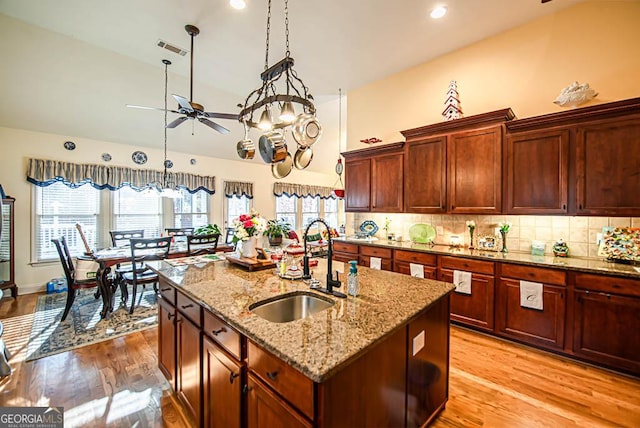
[26,287,158,361]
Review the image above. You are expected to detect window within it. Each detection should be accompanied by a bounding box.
[34,182,101,261]
[112,187,162,239]
[275,195,342,232]
[225,195,251,229]
[323,197,339,229]
[174,188,209,228]
[301,197,320,228]
[275,195,298,230]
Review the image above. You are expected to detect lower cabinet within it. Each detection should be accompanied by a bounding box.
[158,296,176,385]
[203,335,242,428]
[393,250,437,279]
[246,374,312,428]
[359,245,393,271]
[176,292,202,425]
[496,265,567,350]
[572,273,640,374]
[331,241,358,263]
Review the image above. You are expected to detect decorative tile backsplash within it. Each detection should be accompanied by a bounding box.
[348,213,640,260]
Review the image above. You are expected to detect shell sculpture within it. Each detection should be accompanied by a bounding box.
[553,81,598,108]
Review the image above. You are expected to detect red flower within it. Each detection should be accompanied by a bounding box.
[243,220,254,229]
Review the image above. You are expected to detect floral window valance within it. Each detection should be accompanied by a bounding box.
[26,158,216,194]
[224,181,254,199]
[273,182,336,199]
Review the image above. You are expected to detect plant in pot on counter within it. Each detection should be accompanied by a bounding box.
[194,223,221,236]
[264,219,291,246]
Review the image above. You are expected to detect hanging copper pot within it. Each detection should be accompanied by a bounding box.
[236,139,255,160]
[272,152,294,179]
[293,146,313,170]
[259,131,287,164]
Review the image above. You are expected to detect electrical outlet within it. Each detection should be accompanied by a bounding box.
[436,226,444,235]
[494,227,500,235]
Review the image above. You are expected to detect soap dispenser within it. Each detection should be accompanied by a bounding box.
[347,260,359,297]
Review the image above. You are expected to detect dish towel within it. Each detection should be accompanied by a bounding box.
[453,270,472,294]
[520,280,543,310]
[369,257,382,270]
[410,263,424,278]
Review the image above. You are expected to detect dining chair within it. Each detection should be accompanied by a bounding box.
[165,227,194,237]
[108,230,145,296]
[51,236,100,321]
[121,237,172,314]
[187,233,220,256]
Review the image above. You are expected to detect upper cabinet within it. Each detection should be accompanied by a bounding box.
[401,108,515,214]
[343,142,404,213]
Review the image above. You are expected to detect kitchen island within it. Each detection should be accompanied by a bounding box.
[151,257,455,427]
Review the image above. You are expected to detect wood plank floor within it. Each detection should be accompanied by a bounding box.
[1,293,639,427]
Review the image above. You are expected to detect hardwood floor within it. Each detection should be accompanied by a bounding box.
[1,293,639,427]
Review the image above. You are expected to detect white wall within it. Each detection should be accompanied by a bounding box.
[0,126,334,293]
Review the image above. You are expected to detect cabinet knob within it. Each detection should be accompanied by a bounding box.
[266,371,279,381]
[242,384,253,394]
[212,327,227,336]
[161,287,171,292]
[229,371,240,384]
[167,312,175,320]
[562,204,566,210]
[181,303,194,309]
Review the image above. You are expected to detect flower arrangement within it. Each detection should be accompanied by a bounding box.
[498,222,512,233]
[466,220,476,249]
[232,209,267,244]
[466,220,476,231]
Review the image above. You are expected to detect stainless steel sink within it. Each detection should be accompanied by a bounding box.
[249,291,335,323]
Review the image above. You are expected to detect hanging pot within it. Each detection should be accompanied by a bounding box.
[236,139,255,160]
[259,131,287,164]
[293,146,313,170]
[291,113,322,147]
[272,152,294,179]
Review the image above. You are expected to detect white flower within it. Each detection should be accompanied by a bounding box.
[498,222,512,233]
[466,220,476,229]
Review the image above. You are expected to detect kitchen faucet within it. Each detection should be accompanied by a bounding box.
[302,218,347,298]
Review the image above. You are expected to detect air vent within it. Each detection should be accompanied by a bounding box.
[157,39,188,56]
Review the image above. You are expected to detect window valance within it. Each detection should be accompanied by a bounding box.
[26,158,216,194]
[224,181,254,199]
[273,182,336,199]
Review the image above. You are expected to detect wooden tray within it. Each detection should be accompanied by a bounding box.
[225,254,276,271]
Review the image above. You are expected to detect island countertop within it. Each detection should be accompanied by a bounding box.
[151,257,454,382]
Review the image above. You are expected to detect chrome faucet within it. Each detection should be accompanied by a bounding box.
[302,218,346,298]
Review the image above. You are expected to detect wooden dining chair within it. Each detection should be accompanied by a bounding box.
[121,237,172,314]
[51,236,100,321]
[187,233,220,256]
[165,227,194,237]
[109,229,145,247]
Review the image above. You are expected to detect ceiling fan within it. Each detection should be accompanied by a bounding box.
[127,24,238,134]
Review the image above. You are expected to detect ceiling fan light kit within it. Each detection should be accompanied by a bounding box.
[236,0,321,177]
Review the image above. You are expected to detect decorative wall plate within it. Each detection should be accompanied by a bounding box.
[64,141,76,150]
[359,220,379,237]
[164,160,173,169]
[131,151,148,165]
[408,223,436,244]
[101,153,112,162]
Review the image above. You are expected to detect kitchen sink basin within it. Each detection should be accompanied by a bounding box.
[249,291,335,323]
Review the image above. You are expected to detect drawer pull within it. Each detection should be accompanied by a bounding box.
[167,312,175,320]
[212,327,227,336]
[242,384,253,393]
[181,303,194,309]
[266,371,279,381]
[229,371,240,384]
[161,287,171,292]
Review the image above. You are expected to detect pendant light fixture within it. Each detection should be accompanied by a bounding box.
[332,88,345,199]
[236,0,321,175]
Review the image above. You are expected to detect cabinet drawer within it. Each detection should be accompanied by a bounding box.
[440,256,495,275]
[501,264,566,286]
[158,282,175,305]
[360,245,392,259]
[394,250,436,266]
[248,341,314,419]
[203,310,242,361]
[333,252,357,263]
[574,273,640,298]
[176,291,202,327]
[359,255,393,271]
[332,241,359,254]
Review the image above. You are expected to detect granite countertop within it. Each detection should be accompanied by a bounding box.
[333,238,640,279]
[151,258,454,383]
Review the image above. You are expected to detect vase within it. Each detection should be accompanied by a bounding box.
[241,237,258,258]
[468,229,475,249]
[500,231,508,253]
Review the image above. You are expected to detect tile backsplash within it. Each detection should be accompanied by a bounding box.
[348,213,640,259]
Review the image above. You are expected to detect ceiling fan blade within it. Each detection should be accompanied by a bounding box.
[167,116,189,128]
[172,94,194,112]
[198,118,230,134]
[126,104,182,114]
[204,112,240,120]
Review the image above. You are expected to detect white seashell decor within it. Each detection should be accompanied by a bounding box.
[553,81,598,108]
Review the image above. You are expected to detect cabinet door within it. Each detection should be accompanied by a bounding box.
[573,289,640,374]
[404,137,447,213]
[158,297,176,387]
[439,269,494,331]
[371,152,403,212]
[176,313,202,425]
[246,374,312,428]
[505,129,569,214]
[448,126,502,213]
[203,336,242,428]
[344,158,371,212]
[496,279,566,350]
[576,118,640,215]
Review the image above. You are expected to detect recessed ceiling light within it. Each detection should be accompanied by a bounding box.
[430,6,447,19]
[230,0,246,10]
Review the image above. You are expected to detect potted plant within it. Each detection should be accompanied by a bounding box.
[264,219,291,246]
[194,223,221,236]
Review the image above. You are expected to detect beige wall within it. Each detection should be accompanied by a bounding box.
[0,126,334,293]
[346,1,640,149]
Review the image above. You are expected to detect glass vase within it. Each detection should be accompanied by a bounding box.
[468,228,475,249]
[500,231,508,253]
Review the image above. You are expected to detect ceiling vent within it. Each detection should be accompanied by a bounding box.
[156,39,188,56]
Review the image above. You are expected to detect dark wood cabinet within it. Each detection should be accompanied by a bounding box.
[359,245,393,271]
[203,336,242,428]
[344,158,370,212]
[572,273,640,374]
[393,249,437,279]
[331,241,359,264]
[505,129,569,214]
[0,198,16,298]
[176,293,202,426]
[371,152,404,212]
[404,137,447,213]
[158,296,176,386]
[576,117,640,215]
[246,374,312,428]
